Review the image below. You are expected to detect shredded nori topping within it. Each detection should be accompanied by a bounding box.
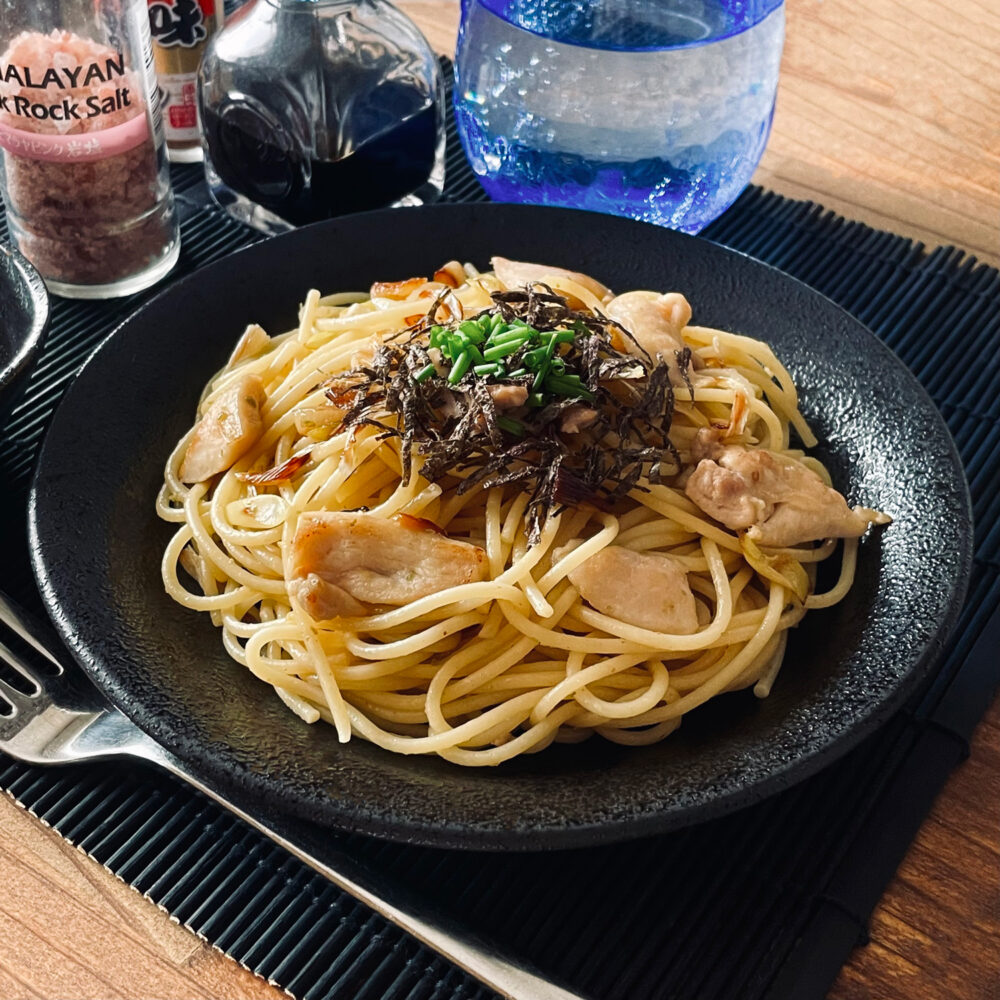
[330,285,688,543]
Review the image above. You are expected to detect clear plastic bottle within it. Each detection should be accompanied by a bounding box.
[198,0,445,234]
[0,0,179,298]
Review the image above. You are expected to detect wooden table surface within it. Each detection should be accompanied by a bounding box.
[1,1,997,998]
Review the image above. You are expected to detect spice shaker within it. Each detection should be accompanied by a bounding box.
[0,0,179,298]
[148,0,223,161]
[198,0,445,234]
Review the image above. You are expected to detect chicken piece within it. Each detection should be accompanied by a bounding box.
[604,290,703,387]
[690,426,727,462]
[557,544,699,634]
[491,257,613,304]
[438,389,462,423]
[559,404,599,434]
[685,445,890,547]
[287,511,488,620]
[288,573,367,619]
[604,290,691,358]
[440,384,527,429]
[179,375,267,483]
[487,384,529,410]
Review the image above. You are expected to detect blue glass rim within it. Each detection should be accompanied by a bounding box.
[469,0,784,52]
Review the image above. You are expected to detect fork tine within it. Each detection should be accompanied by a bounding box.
[0,592,63,675]
[0,636,42,699]
[0,676,35,714]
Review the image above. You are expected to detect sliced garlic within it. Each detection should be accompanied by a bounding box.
[293,404,343,437]
[226,494,289,529]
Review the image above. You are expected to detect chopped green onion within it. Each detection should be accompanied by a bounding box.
[547,373,578,388]
[486,327,530,347]
[484,338,529,361]
[448,350,472,384]
[422,311,589,402]
[459,320,487,344]
[497,416,525,436]
[521,347,549,369]
[415,363,437,383]
[543,374,594,400]
[464,343,485,365]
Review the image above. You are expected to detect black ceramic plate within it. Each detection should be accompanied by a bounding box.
[0,242,49,405]
[29,204,971,850]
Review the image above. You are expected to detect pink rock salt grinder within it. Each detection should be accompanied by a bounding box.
[0,0,180,298]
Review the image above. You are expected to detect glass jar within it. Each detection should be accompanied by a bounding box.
[198,0,445,234]
[454,0,785,234]
[0,0,180,298]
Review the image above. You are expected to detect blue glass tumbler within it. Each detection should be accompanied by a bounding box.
[454,0,784,234]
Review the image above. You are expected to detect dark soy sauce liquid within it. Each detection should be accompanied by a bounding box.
[202,99,438,226]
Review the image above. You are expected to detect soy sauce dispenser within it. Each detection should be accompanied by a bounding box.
[198,0,445,233]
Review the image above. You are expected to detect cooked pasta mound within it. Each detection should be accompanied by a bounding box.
[157,257,890,765]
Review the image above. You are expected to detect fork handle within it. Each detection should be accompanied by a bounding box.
[0,591,585,1000]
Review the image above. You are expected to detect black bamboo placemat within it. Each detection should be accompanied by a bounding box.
[2,66,998,1000]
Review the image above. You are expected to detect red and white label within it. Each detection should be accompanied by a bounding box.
[160,72,199,140]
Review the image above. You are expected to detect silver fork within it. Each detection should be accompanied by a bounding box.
[0,590,584,1000]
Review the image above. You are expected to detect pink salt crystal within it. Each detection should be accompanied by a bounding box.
[0,29,144,134]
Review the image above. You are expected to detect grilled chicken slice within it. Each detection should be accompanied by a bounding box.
[689,426,727,463]
[491,257,613,304]
[559,404,599,434]
[557,544,699,634]
[288,573,367,619]
[441,384,528,431]
[487,384,529,410]
[605,290,690,358]
[179,375,267,483]
[685,445,890,547]
[287,511,488,620]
